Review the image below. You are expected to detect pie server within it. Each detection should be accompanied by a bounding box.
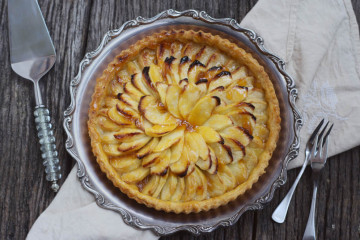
[8,0,61,192]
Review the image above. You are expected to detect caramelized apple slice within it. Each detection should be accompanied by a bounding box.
[151,149,171,176]
[214,102,255,115]
[153,125,186,152]
[139,95,177,125]
[164,57,180,84]
[208,71,232,92]
[228,161,248,185]
[253,124,269,141]
[155,82,168,106]
[223,137,245,163]
[110,155,141,173]
[141,152,161,168]
[178,83,202,119]
[148,64,164,84]
[165,84,181,118]
[121,166,149,183]
[220,126,253,146]
[203,114,233,131]
[116,101,140,119]
[107,106,133,125]
[209,142,233,164]
[170,177,185,202]
[124,82,144,102]
[152,173,169,198]
[206,171,226,197]
[169,136,184,164]
[178,56,191,80]
[118,93,138,110]
[137,137,160,159]
[188,60,206,84]
[104,97,119,108]
[113,128,144,142]
[141,175,160,195]
[160,173,178,201]
[117,135,151,152]
[127,61,141,75]
[144,123,178,137]
[225,86,248,103]
[243,148,258,171]
[102,144,124,157]
[217,164,236,191]
[108,79,123,97]
[231,66,247,81]
[185,132,208,160]
[207,146,218,174]
[97,116,121,131]
[195,126,223,144]
[137,49,156,68]
[131,73,151,95]
[183,167,207,201]
[187,96,220,126]
[170,144,191,177]
[229,112,256,134]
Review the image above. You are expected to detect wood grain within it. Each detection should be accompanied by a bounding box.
[0,0,359,239]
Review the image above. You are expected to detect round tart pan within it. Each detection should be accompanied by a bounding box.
[64,9,302,236]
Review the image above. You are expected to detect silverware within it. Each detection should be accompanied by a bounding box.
[8,0,61,192]
[303,123,333,240]
[272,119,325,223]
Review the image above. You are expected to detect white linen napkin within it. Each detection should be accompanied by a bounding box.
[27,0,360,239]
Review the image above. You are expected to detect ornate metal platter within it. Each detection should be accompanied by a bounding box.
[63,9,302,236]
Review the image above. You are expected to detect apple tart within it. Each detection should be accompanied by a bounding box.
[88,30,281,213]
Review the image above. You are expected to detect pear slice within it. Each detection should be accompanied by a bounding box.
[160,173,178,201]
[138,95,177,125]
[178,83,202,119]
[166,84,182,118]
[136,137,160,159]
[220,126,253,146]
[121,166,149,183]
[151,149,171,176]
[187,96,220,126]
[124,82,143,102]
[145,123,178,137]
[107,106,133,125]
[113,128,144,142]
[117,135,151,152]
[209,142,233,164]
[203,114,233,131]
[154,125,185,152]
[155,82,168,106]
[208,71,233,92]
[97,116,121,131]
[110,155,141,173]
[195,126,223,144]
[169,135,184,164]
[170,177,185,202]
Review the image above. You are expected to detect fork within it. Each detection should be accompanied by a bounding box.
[272,119,325,223]
[303,123,333,240]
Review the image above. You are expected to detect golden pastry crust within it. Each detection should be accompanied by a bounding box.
[88,30,281,213]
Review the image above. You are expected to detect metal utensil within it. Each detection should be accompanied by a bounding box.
[272,119,325,223]
[8,0,61,192]
[303,123,333,240]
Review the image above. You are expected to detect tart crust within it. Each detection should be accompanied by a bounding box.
[88,30,281,213]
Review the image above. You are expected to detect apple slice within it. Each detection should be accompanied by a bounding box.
[107,106,133,125]
[207,146,218,174]
[136,137,159,159]
[116,101,140,119]
[178,83,202,119]
[138,49,156,69]
[203,114,233,131]
[225,85,248,103]
[237,76,254,87]
[223,137,245,163]
[243,148,258,171]
[170,156,189,177]
[195,78,208,93]
[127,61,141,75]
[209,142,233,164]
[131,73,151,95]
[195,126,223,144]
[102,144,124,157]
[121,166,149,183]
[145,123,178,137]
[148,64,164,84]
[97,116,121,131]
[187,96,220,126]
[104,97,120,108]
[166,84,182,118]
[124,82,144,102]
[179,56,191,80]
[155,82,168,106]
[117,135,151,152]
[110,155,141,173]
[229,111,256,134]
[169,135,184,164]
[153,125,185,152]
[141,175,160,195]
[220,126,253,146]
[217,164,236,191]
[228,160,248,185]
[151,149,171,176]
[138,95,177,125]
[213,102,255,115]
[170,177,185,202]
[141,152,161,168]
[206,170,226,197]
[113,128,144,143]
[183,166,207,201]
[231,66,247,81]
[118,93,138,110]
[160,172,178,201]
[179,78,189,89]
[185,132,208,160]
[208,71,233,92]
[152,173,169,198]
[164,57,180,84]
[108,79,123,97]
[188,60,206,84]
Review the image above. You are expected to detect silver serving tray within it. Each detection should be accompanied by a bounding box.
[63,9,302,236]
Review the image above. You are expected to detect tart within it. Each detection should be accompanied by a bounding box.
[88,30,281,213]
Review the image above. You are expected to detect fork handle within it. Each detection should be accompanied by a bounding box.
[303,179,318,240]
[272,154,309,223]
[34,106,62,192]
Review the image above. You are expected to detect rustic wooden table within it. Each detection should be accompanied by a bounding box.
[1,0,359,239]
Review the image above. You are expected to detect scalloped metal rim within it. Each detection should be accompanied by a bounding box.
[63,9,303,236]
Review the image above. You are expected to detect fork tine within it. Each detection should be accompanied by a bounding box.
[322,131,330,160]
[309,119,325,144]
[317,121,329,142]
[322,123,334,147]
[310,134,319,158]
